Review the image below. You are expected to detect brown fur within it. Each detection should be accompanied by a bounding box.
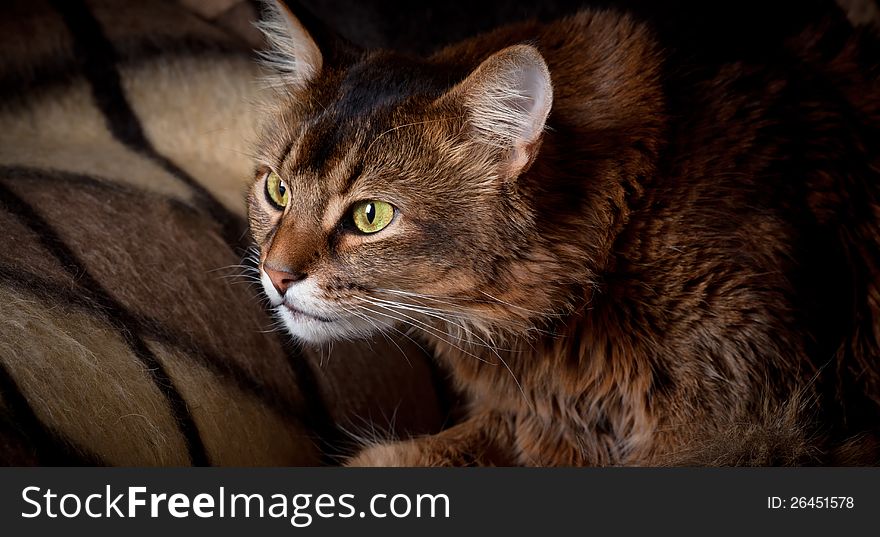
[251,2,880,465]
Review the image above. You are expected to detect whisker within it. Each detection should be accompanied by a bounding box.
[363,116,466,160]
[355,299,496,365]
[344,305,414,367]
[360,294,531,408]
[364,295,519,353]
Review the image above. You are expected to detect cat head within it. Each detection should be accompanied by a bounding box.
[248,0,571,344]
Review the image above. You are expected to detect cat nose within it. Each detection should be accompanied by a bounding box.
[263,264,307,295]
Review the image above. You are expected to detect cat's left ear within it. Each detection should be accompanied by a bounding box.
[257,0,366,89]
[444,45,553,178]
[257,1,323,87]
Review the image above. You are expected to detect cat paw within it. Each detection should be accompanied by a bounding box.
[345,443,423,467]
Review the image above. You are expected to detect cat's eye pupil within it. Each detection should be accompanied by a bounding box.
[278,182,286,196]
[350,200,392,233]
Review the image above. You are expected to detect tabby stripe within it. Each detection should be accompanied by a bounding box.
[0,182,210,466]
[48,0,248,253]
[340,159,366,196]
[0,361,104,466]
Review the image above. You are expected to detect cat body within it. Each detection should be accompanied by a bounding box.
[249,1,880,465]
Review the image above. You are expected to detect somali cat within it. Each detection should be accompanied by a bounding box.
[247,0,880,465]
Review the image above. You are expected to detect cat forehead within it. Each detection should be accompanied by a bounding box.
[265,55,471,195]
[337,54,460,103]
[278,101,441,181]
[275,83,418,174]
[292,53,463,121]
[276,112,397,202]
[286,110,364,174]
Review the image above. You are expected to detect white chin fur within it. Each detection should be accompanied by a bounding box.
[260,269,383,343]
[275,306,379,344]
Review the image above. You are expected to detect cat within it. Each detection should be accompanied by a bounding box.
[247,0,880,465]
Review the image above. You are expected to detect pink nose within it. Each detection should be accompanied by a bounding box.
[263,264,307,295]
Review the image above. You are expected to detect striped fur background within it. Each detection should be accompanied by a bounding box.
[0,0,447,466]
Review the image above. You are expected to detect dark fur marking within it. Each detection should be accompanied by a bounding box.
[340,158,365,196]
[278,139,296,170]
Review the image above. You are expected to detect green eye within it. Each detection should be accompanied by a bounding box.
[265,171,289,209]
[351,200,394,234]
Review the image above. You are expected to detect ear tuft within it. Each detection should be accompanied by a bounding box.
[256,0,323,88]
[451,45,552,177]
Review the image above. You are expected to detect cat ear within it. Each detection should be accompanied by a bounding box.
[257,0,324,87]
[450,45,553,176]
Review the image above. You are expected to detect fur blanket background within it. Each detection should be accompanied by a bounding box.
[0,0,447,466]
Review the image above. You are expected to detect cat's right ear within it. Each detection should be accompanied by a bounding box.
[441,45,553,179]
[256,1,326,88]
